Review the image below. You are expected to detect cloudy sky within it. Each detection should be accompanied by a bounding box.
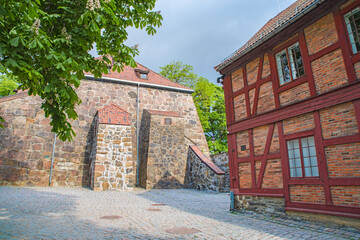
[121,0,297,85]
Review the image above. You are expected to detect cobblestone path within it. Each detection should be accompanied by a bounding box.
[0,187,359,239]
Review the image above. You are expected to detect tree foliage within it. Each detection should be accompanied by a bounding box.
[160,61,228,154]
[0,0,162,141]
[159,60,198,89]
[193,78,227,154]
[0,74,18,97]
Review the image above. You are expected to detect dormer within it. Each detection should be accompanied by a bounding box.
[134,68,149,80]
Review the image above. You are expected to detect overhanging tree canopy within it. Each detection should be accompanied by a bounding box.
[0,0,162,141]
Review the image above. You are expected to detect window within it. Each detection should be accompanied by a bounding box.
[287,136,319,178]
[276,42,304,85]
[345,7,360,54]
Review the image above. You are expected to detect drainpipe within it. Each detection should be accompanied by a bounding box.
[136,83,140,186]
[230,191,235,212]
[49,133,57,186]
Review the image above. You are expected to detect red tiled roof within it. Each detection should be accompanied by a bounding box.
[86,60,192,91]
[189,145,225,175]
[97,104,131,125]
[146,110,183,118]
[215,0,323,71]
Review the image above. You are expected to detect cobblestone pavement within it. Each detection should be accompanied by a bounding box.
[0,187,359,239]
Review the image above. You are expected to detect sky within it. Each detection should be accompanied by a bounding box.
[95,0,298,85]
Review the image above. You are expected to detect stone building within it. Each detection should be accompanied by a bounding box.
[215,0,360,223]
[0,62,217,190]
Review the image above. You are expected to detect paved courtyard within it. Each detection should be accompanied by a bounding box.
[0,187,359,239]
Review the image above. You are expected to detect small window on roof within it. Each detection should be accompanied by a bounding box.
[134,69,149,80]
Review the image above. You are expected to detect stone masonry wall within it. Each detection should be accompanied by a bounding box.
[234,195,285,215]
[92,124,133,191]
[0,79,209,187]
[211,152,230,192]
[186,147,227,192]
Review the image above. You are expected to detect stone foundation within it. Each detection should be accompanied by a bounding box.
[234,195,285,215]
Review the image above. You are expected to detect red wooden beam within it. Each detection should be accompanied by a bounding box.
[252,56,264,116]
[278,121,291,203]
[283,129,315,140]
[256,124,275,188]
[248,129,257,188]
[313,111,332,205]
[333,8,357,83]
[286,202,360,218]
[328,177,360,186]
[232,188,284,197]
[228,81,360,134]
[308,41,340,62]
[277,75,308,94]
[299,31,317,96]
[268,51,280,108]
[323,134,360,147]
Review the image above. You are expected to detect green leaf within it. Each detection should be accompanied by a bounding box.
[9,37,20,47]
[29,39,37,49]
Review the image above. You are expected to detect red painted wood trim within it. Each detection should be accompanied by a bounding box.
[333,8,357,83]
[277,75,308,93]
[339,0,360,15]
[237,152,281,163]
[285,207,360,219]
[313,111,332,205]
[231,77,272,98]
[299,31,316,96]
[323,134,360,147]
[228,133,239,190]
[284,129,315,140]
[233,188,284,197]
[353,100,360,134]
[286,202,360,218]
[268,52,280,108]
[257,124,275,188]
[272,34,300,54]
[242,67,252,118]
[252,57,264,116]
[328,177,360,186]
[351,52,360,64]
[227,81,360,134]
[278,121,291,203]
[189,146,225,175]
[248,129,256,188]
[308,41,341,62]
[223,75,234,124]
[288,178,322,185]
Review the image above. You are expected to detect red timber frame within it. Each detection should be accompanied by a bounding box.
[223,0,360,219]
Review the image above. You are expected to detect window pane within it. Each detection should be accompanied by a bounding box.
[289,158,295,168]
[303,147,309,157]
[309,146,316,156]
[304,167,312,177]
[289,149,294,159]
[345,8,360,53]
[294,149,300,158]
[310,156,317,166]
[304,157,310,167]
[301,137,308,147]
[307,136,315,147]
[293,140,299,149]
[290,168,296,177]
[294,157,302,168]
[287,140,293,150]
[312,167,319,177]
[296,168,303,177]
[288,43,304,79]
[276,50,291,85]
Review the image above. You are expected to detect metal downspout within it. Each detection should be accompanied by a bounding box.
[136,83,140,186]
[49,133,57,186]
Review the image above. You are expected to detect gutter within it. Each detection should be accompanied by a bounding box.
[216,0,325,72]
[84,75,194,94]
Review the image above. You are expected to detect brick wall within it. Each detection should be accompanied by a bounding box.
[246,57,260,86]
[320,102,359,139]
[257,82,275,114]
[279,83,311,106]
[236,131,250,158]
[354,61,360,80]
[325,143,360,178]
[262,53,271,78]
[304,13,338,55]
[249,88,256,115]
[233,94,247,121]
[231,67,244,92]
[290,185,326,204]
[331,186,360,207]
[262,159,283,189]
[282,113,315,135]
[312,49,348,94]
[238,162,252,188]
[253,125,269,156]
[269,125,280,154]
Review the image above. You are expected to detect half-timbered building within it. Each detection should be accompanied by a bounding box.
[215,0,360,222]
